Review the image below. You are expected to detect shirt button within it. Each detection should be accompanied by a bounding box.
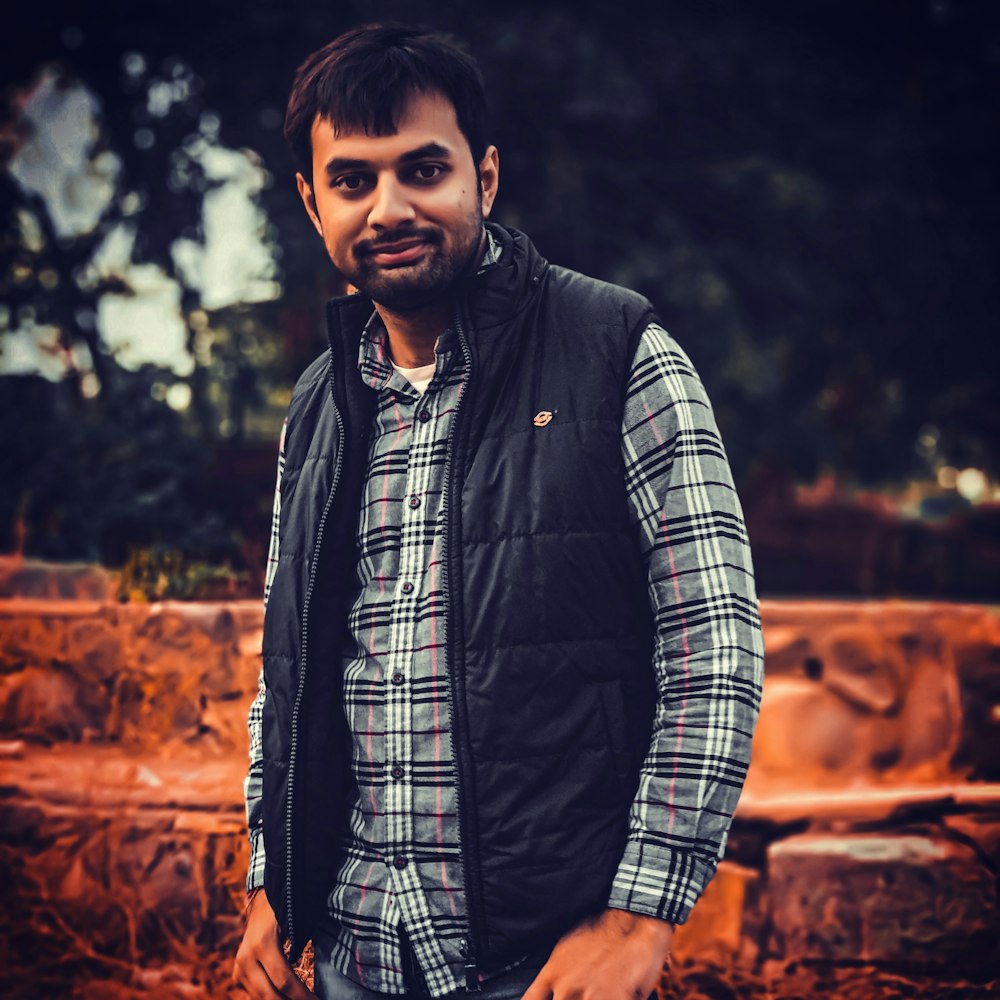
[401,581,414,594]
[391,671,405,686]
[407,496,421,509]
[418,409,431,423]
[393,854,408,870]
[391,763,404,780]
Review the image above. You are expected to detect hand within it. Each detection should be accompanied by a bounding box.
[522,908,673,1000]
[232,889,316,999]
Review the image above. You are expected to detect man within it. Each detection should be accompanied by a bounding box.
[234,22,763,1000]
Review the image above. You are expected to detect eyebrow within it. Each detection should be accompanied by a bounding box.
[324,142,453,178]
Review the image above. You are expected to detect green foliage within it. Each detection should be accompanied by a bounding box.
[0,370,238,567]
[116,545,250,601]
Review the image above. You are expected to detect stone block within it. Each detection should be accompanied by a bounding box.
[0,604,71,672]
[756,602,1000,791]
[0,603,121,742]
[951,609,1000,781]
[0,599,262,750]
[747,611,965,795]
[111,602,260,751]
[671,861,761,966]
[767,830,998,969]
[943,810,1000,870]
[758,961,1000,1000]
[65,609,124,685]
[0,665,105,742]
[0,556,117,600]
[0,746,247,997]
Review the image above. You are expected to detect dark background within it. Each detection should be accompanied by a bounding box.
[2,0,998,598]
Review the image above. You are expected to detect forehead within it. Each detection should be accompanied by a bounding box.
[310,90,466,166]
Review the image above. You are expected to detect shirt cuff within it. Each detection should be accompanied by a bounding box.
[607,839,717,927]
[246,827,266,893]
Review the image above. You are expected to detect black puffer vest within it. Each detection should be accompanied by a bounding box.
[261,225,658,976]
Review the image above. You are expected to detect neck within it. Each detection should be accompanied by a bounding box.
[375,301,451,368]
[374,227,488,367]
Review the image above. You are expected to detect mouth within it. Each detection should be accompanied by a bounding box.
[366,238,432,267]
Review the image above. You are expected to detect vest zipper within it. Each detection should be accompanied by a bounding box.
[442,303,483,992]
[284,360,346,956]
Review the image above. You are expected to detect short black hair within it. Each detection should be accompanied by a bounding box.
[284,22,489,179]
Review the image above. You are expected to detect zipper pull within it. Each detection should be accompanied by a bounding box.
[459,939,481,993]
[464,962,481,993]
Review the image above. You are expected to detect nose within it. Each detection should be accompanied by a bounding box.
[368,174,416,231]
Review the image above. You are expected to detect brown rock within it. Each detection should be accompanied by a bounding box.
[759,961,1000,1000]
[952,610,1000,781]
[942,810,1000,871]
[0,556,117,600]
[65,608,123,685]
[819,624,903,715]
[767,830,998,969]
[111,602,260,750]
[749,675,858,779]
[737,779,1000,827]
[0,603,71,672]
[672,861,761,966]
[754,625,813,677]
[0,745,248,995]
[747,609,966,796]
[0,665,100,741]
[1,591,998,997]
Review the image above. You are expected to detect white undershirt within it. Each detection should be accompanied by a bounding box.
[391,361,436,395]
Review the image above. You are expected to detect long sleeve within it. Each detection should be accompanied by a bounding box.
[243,421,286,892]
[607,323,764,925]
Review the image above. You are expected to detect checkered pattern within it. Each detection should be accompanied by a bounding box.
[608,324,764,922]
[244,280,763,996]
[323,314,469,995]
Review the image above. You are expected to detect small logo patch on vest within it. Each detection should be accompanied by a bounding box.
[533,410,554,427]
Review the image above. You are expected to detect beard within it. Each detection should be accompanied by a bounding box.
[345,206,485,312]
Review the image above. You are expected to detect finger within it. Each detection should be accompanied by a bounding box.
[259,957,316,1000]
[237,910,314,998]
[232,954,287,999]
[233,943,315,1000]
[520,970,553,1000]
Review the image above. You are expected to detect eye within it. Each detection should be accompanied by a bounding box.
[332,173,369,193]
[410,163,446,183]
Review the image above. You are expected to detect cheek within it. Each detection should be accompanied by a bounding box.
[312,205,356,254]
[325,233,353,266]
[429,193,481,229]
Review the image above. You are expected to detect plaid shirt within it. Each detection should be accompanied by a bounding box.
[245,251,764,996]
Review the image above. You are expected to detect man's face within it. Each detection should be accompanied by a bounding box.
[297,90,499,311]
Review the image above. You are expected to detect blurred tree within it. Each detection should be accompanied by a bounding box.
[467,0,1000,485]
[1,34,287,567]
[1,0,998,573]
[0,369,228,564]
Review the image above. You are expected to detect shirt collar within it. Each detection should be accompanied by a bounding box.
[358,311,395,390]
[479,226,502,271]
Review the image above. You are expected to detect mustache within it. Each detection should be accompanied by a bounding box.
[355,227,442,256]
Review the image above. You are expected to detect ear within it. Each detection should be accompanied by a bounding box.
[296,172,324,237]
[478,145,500,219]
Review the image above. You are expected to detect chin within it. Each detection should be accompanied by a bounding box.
[356,264,454,310]
[366,283,449,312]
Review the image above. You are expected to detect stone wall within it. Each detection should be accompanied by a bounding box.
[0,575,997,998]
[0,594,258,999]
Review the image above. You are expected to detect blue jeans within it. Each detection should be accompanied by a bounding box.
[312,930,545,1000]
